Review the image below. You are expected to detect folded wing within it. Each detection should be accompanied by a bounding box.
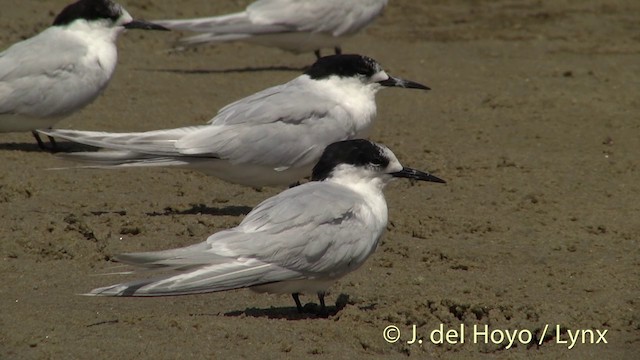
[86,182,381,296]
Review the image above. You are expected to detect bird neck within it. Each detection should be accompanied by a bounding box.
[302,76,378,132]
[326,168,389,198]
[325,171,390,235]
[64,19,123,43]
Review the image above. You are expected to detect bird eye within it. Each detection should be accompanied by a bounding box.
[370,158,383,166]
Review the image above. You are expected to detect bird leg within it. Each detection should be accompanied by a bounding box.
[32,130,57,152]
[292,293,303,313]
[315,46,341,59]
[32,131,46,150]
[48,135,58,151]
[317,291,327,316]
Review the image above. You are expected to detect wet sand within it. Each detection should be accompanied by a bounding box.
[1,0,638,358]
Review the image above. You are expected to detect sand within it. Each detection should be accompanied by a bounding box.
[1,0,638,358]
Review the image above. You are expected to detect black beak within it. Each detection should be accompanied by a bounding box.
[124,20,170,31]
[391,167,445,183]
[378,76,430,90]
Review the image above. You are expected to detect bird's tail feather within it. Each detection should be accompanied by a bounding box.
[85,260,280,297]
[154,12,250,32]
[52,151,190,169]
[177,33,254,47]
[155,13,291,47]
[39,127,202,155]
[112,242,215,270]
[83,240,296,297]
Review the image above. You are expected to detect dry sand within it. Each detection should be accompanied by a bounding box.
[1,0,638,358]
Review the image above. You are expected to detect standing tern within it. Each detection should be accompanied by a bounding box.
[154,0,388,58]
[41,54,429,188]
[85,139,446,313]
[0,0,168,149]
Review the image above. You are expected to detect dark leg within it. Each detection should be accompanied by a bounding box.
[314,49,321,59]
[32,129,57,152]
[292,293,303,313]
[32,131,46,150]
[47,135,58,152]
[334,46,342,55]
[317,291,327,315]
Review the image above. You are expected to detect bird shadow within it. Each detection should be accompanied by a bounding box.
[0,140,98,153]
[146,203,253,217]
[0,141,44,153]
[137,65,307,75]
[85,295,366,327]
[192,294,351,320]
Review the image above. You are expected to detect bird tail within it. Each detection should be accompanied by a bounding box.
[154,12,289,47]
[154,12,250,33]
[39,127,204,169]
[84,247,286,297]
[52,152,192,169]
[40,128,200,154]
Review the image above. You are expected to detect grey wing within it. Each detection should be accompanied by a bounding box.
[88,257,299,296]
[0,28,88,81]
[116,182,371,269]
[247,0,387,36]
[145,182,377,279]
[0,29,90,115]
[206,81,323,126]
[218,182,382,277]
[176,83,356,169]
[88,183,381,296]
[88,227,304,297]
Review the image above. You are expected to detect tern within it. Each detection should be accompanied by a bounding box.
[0,0,168,149]
[85,139,446,314]
[41,54,430,188]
